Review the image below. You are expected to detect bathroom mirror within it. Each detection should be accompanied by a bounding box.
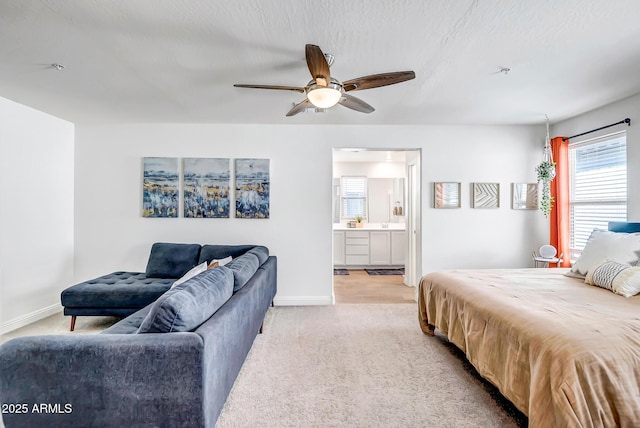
[368,178,405,223]
[434,182,461,208]
[512,183,538,209]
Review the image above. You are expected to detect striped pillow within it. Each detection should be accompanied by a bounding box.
[585,258,640,297]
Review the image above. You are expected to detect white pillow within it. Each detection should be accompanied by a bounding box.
[585,258,640,297]
[566,229,640,278]
[171,262,208,288]
[207,256,232,268]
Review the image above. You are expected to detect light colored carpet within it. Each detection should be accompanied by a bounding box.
[0,312,121,345]
[215,304,526,428]
[1,306,526,427]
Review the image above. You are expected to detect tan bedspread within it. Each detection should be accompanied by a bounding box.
[418,268,640,428]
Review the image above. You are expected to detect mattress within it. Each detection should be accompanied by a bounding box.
[418,268,640,427]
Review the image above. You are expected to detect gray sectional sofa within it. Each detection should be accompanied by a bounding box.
[0,243,277,428]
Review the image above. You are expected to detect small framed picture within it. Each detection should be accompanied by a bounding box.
[512,183,539,209]
[472,182,500,208]
[434,182,461,208]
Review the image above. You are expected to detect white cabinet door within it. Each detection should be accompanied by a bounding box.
[391,231,407,266]
[369,231,391,265]
[333,231,345,265]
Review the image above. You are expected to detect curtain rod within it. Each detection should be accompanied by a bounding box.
[562,118,631,141]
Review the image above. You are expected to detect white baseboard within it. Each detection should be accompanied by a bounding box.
[273,296,333,306]
[0,303,62,335]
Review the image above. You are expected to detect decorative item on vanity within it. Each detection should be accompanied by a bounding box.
[393,201,403,216]
[355,215,364,228]
[536,115,556,218]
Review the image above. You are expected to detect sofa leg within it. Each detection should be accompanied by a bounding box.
[70,316,77,332]
[259,322,263,334]
[271,300,274,307]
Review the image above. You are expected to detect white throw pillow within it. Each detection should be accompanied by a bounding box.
[585,258,640,297]
[566,229,640,279]
[207,256,232,269]
[171,262,208,288]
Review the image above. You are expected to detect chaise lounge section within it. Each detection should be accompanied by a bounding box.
[61,242,259,330]
[0,243,277,427]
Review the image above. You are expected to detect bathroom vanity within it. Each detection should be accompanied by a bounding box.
[333,224,406,268]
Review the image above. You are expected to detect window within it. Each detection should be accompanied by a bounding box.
[569,132,626,260]
[340,176,367,220]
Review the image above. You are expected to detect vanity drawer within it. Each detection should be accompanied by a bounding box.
[345,255,370,265]
[346,245,369,255]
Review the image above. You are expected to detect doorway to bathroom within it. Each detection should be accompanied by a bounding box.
[332,148,422,304]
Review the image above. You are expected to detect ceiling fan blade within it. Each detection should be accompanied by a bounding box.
[305,44,330,86]
[342,71,415,92]
[234,84,305,93]
[286,98,313,116]
[338,94,375,114]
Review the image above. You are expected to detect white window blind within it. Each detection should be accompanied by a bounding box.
[341,176,367,219]
[569,132,627,259]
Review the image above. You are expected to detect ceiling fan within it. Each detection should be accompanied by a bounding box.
[234,44,415,116]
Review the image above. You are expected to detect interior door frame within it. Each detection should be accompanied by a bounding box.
[331,148,422,298]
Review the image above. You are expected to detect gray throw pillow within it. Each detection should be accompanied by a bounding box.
[225,253,260,291]
[137,266,233,333]
[246,246,269,265]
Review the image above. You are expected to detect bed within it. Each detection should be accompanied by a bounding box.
[418,222,640,427]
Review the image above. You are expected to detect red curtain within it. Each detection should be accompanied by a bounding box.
[549,136,570,267]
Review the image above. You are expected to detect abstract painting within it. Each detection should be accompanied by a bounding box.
[434,182,461,208]
[512,183,539,209]
[472,182,500,208]
[142,157,179,217]
[235,158,270,219]
[183,158,230,218]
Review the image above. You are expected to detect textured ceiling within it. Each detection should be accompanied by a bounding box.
[1,0,639,125]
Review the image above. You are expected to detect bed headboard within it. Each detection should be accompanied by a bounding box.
[608,222,640,233]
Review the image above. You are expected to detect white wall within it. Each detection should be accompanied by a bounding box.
[552,92,640,219]
[74,123,547,305]
[0,97,74,333]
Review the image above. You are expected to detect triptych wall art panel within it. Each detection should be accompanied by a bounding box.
[142,157,179,218]
[183,158,230,218]
[432,181,541,211]
[235,158,270,219]
[142,157,269,219]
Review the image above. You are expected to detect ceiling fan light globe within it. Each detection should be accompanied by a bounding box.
[307,83,342,109]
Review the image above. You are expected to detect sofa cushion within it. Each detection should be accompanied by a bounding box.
[145,242,202,278]
[198,244,257,265]
[225,252,260,292]
[101,305,153,334]
[137,266,234,333]
[246,246,269,265]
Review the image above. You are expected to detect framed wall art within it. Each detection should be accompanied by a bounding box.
[235,158,270,219]
[472,182,500,208]
[183,158,230,218]
[434,182,461,208]
[511,183,539,210]
[142,157,179,218]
